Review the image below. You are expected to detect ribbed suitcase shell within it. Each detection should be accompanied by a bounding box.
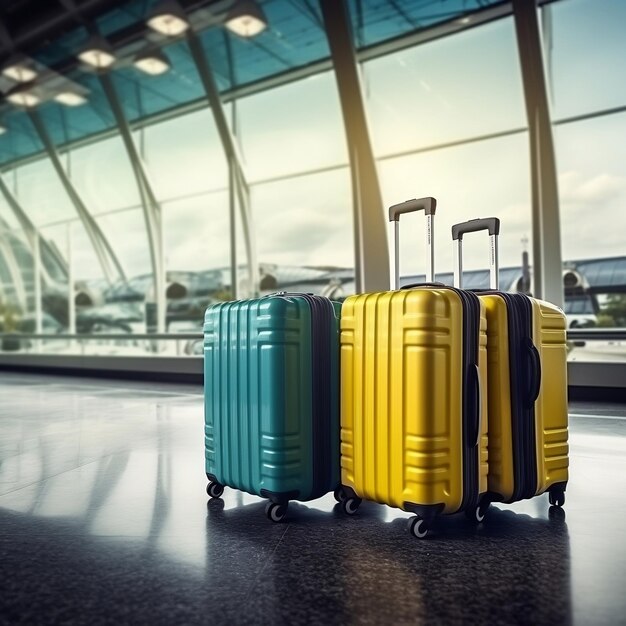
[340,287,488,515]
[482,294,568,502]
[204,295,340,502]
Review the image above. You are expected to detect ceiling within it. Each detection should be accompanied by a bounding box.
[0,0,506,168]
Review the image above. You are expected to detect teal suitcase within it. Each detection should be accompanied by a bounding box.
[204,293,341,522]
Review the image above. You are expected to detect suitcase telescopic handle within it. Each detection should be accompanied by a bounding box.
[388,197,437,289]
[451,218,501,290]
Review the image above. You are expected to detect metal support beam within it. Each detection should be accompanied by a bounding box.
[0,230,27,310]
[225,33,238,300]
[33,231,42,337]
[320,0,390,294]
[67,221,76,335]
[186,30,259,297]
[0,173,66,285]
[513,0,563,308]
[27,110,126,286]
[98,73,166,333]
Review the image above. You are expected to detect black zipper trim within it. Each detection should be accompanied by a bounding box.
[477,291,539,501]
[275,293,333,499]
[456,288,481,513]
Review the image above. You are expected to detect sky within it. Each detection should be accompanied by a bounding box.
[0,0,624,285]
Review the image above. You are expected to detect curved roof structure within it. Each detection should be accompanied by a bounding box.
[0,0,506,167]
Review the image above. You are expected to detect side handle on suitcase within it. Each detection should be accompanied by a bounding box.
[525,338,542,406]
[451,217,500,290]
[470,363,482,447]
[388,197,437,289]
[465,363,483,448]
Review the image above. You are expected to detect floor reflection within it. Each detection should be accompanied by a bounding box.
[0,373,624,624]
[204,495,572,624]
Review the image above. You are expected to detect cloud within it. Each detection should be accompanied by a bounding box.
[559,171,626,206]
[558,170,626,260]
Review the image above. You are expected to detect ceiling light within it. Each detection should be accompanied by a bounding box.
[78,35,116,69]
[2,55,38,83]
[133,49,171,75]
[225,0,268,37]
[147,1,189,36]
[457,16,472,25]
[54,91,88,106]
[6,83,40,108]
[0,125,6,135]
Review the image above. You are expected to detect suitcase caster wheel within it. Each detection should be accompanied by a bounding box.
[408,516,429,539]
[333,487,346,503]
[548,490,565,508]
[466,501,490,523]
[341,497,361,516]
[548,505,566,522]
[206,481,224,499]
[265,502,287,523]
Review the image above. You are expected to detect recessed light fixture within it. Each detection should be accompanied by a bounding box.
[2,54,38,83]
[133,48,171,75]
[457,16,472,25]
[54,91,88,106]
[6,83,40,108]
[147,0,190,36]
[78,35,116,69]
[225,0,268,37]
[0,125,7,135]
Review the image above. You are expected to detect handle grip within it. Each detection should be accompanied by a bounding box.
[469,363,482,447]
[525,339,542,407]
[389,197,436,222]
[401,281,446,290]
[451,217,500,240]
[452,217,500,290]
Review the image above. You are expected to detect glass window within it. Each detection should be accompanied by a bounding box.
[97,209,151,278]
[347,0,504,48]
[548,0,626,120]
[363,17,526,156]
[0,176,21,230]
[143,108,228,200]
[14,158,76,227]
[378,132,531,277]
[163,191,230,273]
[67,221,107,283]
[237,72,348,181]
[554,113,626,263]
[69,136,140,216]
[251,168,353,270]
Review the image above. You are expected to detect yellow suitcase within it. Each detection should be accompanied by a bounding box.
[338,198,489,539]
[451,218,568,507]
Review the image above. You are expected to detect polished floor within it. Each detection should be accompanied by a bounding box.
[0,373,624,625]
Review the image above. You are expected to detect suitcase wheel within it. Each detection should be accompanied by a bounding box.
[465,501,490,524]
[265,501,288,523]
[408,516,430,540]
[548,489,565,508]
[333,487,347,503]
[206,481,224,499]
[341,497,362,516]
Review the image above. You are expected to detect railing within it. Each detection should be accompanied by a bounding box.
[566,328,626,341]
[0,329,624,388]
[0,333,201,340]
[0,332,203,357]
[0,329,623,358]
[1,329,625,342]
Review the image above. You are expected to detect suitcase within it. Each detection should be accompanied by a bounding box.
[451,218,568,507]
[338,197,489,539]
[203,293,341,522]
